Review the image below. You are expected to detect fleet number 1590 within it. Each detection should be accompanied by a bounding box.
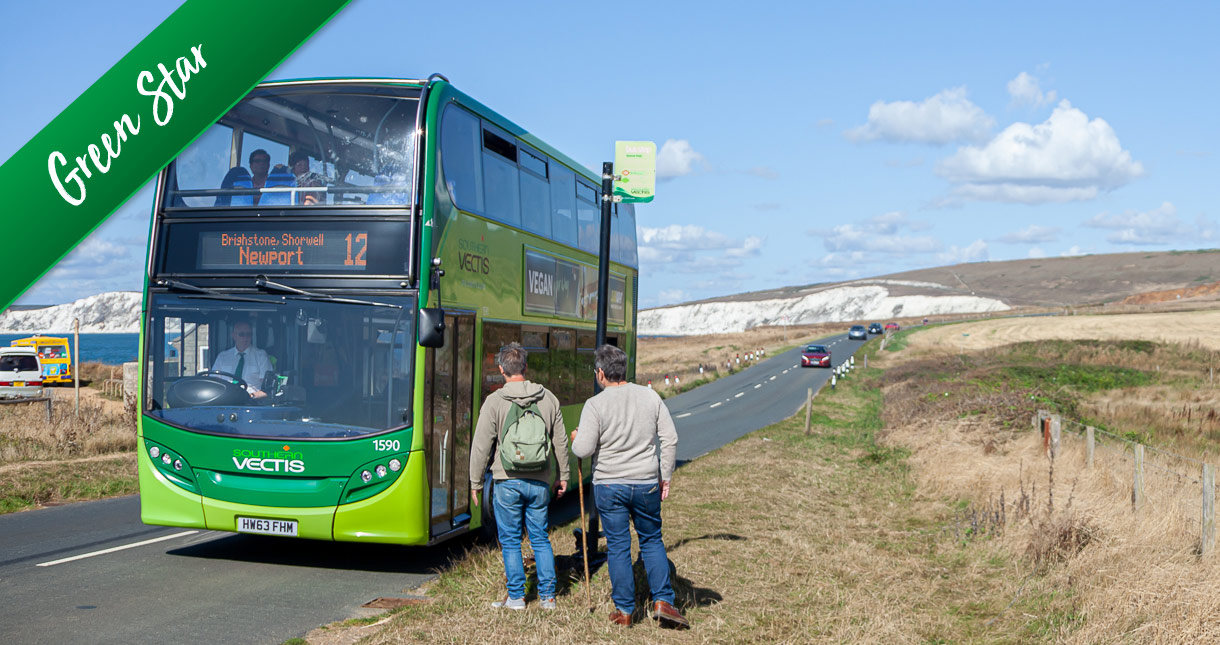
[373,439,400,452]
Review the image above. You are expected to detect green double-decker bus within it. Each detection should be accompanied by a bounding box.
[139,76,638,545]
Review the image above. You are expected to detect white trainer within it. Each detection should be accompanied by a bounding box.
[491,597,526,610]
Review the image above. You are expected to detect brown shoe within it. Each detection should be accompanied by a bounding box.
[653,601,689,630]
[609,609,631,627]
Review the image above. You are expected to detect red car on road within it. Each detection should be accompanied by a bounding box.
[801,344,831,368]
[884,322,900,332]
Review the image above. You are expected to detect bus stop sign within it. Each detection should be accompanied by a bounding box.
[613,141,655,204]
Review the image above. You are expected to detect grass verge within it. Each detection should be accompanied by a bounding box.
[308,363,1062,644]
[0,453,137,513]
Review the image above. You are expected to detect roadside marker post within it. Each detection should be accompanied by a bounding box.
[1203,464,1215,558]
[804,387,813,436]
[1134,444,1145,511]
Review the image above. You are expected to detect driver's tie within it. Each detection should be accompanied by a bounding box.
[234,352,245,383]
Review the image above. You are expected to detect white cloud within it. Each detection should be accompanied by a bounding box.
[936,100,1144,204]
[938,240,989,264]
[1061,245,1086,257]
[638,225,764,274]
[995,224,1062,244]
[1082,201,1202,245]
[810,211,938,256]
[656,139,705,179]
[1007,71,1057,108]
[845,87,995,145]
[1028,247,1047,259]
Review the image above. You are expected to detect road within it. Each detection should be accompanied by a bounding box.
[665,333,865,460]
[0,333,866,645]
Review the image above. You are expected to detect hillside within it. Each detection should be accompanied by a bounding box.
[640,249,1220,335]
[0,292,141,333]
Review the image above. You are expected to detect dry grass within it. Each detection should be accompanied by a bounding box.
[0,387,137,512]
[319,358,1066,644]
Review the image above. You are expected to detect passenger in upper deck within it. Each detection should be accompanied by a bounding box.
[289,150,327,205]
[216,149,282,206]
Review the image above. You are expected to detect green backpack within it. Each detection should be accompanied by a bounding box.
[499,401,551,472]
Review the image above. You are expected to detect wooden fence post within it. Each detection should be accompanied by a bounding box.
[1050,415,1061,460]
[864,354,868,369]
[1086,426,1095,469]
[804,387,813,436]
[1133,444,1145,511]
[1203,464,1215,557]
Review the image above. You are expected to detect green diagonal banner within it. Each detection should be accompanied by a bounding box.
[0,0,350,311]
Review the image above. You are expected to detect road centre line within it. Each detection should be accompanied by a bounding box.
[782,369,789,374]
[710,402,722,408]
[735,392,744,398]
[754,384,762,389]
[769,375,776,381]
[675,412,691,418]
[36,531,198,567]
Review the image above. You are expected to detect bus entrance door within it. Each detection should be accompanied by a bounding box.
[426,313,475,537]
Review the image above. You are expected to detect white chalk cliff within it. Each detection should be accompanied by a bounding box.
[0,292,142,333]
[638,284,1008,336]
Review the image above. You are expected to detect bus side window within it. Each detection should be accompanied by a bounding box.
[441,105,484,213]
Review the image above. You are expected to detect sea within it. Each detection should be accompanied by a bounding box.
[0,333,140,365]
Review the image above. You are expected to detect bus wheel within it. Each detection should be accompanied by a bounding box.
[478,477,497,542]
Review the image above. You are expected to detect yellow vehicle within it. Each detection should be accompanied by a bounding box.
[10,336,72,384]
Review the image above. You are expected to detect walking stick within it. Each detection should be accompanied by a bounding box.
[577,458,593,613]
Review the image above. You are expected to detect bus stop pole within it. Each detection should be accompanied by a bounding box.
[594,161,614,391]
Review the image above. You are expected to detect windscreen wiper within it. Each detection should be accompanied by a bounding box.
[254,276,326,298]
[255,276,401,309]
[283,294,403,309]
[157,278,283,305]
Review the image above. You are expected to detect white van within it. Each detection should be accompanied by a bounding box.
[0,347,44,399]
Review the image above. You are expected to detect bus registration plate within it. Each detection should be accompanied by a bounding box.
[237,517,298,537]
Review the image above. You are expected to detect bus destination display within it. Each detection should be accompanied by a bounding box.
[199,231,368,271]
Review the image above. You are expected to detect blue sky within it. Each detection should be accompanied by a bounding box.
[4,1,1217,307]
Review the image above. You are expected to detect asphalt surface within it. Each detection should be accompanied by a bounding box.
[0,332,868,645]
[666,332,866,461]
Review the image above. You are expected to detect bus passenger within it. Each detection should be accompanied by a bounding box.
[211,321,273,398]
[289,150,326,205]
[468,343,569,611]
[572,345,688,629]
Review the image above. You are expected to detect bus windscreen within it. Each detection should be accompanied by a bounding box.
[145,293,414,439]
[162,86,419,209]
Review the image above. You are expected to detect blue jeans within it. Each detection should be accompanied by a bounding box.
[593,483,675,614]
[493,478,556,600]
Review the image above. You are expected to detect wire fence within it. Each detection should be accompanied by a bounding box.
[1035,410,1216,557]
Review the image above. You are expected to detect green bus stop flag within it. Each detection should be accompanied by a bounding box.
[613,140,656,204]
[0,0,350,311]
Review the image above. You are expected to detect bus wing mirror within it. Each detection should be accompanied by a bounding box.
[419,308,446,348]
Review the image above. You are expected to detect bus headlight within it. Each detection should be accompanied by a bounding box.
[388,459,401,472]
[360,470,373,483]
[162,453,172,465]
[174,459,183,471]
[375,465,387,478]
[150,446,160,459]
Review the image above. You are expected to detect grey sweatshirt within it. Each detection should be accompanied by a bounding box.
[572,383,678,483]
[469,380,569,491]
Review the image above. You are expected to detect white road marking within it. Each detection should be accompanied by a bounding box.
[710,402,723,408]
[769,375,777,381]
[792,364,798,369]
[754,384,762,389]
[782,369,789,374]
[675,412,692,419]
[36,530,199,567]
[735,392,744,398]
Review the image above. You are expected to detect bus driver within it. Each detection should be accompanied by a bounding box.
[211,321,273,398]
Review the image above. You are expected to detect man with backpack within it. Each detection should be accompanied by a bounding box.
[469,342,569,610]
